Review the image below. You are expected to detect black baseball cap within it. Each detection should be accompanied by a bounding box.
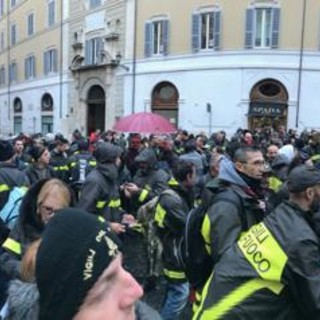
[287,165,320,193]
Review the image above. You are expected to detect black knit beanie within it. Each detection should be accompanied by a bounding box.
[36,208,120,320]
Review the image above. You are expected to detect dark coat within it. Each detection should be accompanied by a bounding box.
[77,163,123,222]
[155,180,194,282]
[195,201,320,320]
[24,164,56,186]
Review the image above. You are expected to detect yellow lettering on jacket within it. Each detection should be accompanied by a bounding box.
[238,222,288,282]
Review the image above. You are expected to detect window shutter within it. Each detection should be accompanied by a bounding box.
[33,56,36,77]
[214,11,221,50]
[192,13,200,52]
[44,51,48,74]
[84,40,90,66]
[271,8,280,48]
[245,8,254,49]
[96,37,103,64]
[144,22,152,57]
[24,58,27,79]
[162,20,169,55]
[53,49,57,72]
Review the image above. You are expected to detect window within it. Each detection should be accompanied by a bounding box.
[25,55,36,79]
[14,116,22,134]
[9,62,17,83]
[85,37,103,65]
[0,66,5,86]
[44,49,57,74]
[10,23,17,46]
[13,97,22,113]
[192,10,221,52]
[42,116,53,134]
[0,0,4,16]
[245,7,280,49]
[144,19,169,57]
[41,93,54,111]
[47,0,55,27]
[11,0,16,8]
[89,0,101,9]
[27,13,34,36]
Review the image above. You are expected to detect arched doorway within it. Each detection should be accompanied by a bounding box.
[87,85,105,134]
[152,82,179,126]
[248,79,288,130]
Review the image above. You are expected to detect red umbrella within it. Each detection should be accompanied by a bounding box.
[113,112,176,134]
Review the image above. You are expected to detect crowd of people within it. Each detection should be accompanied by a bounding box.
[0,125,320,319]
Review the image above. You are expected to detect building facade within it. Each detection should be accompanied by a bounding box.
[0,0,70,136]
[67,0,127,136]
[124,0,320,135]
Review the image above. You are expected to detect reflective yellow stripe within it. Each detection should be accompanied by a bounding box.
[154,203,166,228]
[96,201,106,209]
[193,272,214,320]
[311,154,320,161]
[2,238,22,255]
[89,160,96,166]
[193,290,203,313]
[163,268,186,279]
[108,199,121,208]
[139,189,149,202]
[168,177,179,186]
[196,279,283,319]
[201,214,211,255]
[98,216,105,223]
[54,165,69,171]
[238,222,288,282]
[0,184,10,192]
[268,176,283,192]
[70,162,76,168]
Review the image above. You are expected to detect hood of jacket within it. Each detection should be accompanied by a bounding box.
[96,163,119,182]
[6,280,39,320]
[218,157,248,188]
[18,179,49,242]
[135,148,157,167]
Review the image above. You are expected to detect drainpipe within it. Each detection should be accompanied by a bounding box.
[59,0,63,120]
[131,0,138,114]
[7,2,11,123]
[295,0,306,128]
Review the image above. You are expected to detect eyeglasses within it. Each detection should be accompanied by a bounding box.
[242,160,266,167]
[39,204,55,216]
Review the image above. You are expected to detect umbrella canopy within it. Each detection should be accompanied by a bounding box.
[113,112,176,134]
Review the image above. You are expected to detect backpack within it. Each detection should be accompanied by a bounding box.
[137,189,179,278]
[181,189,246,290]
[0,186,26,230]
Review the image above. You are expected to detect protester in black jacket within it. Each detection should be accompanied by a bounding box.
[155,160,196,320]
[194,165,320,320]
[77,141,126,235]
[25,146,56,186]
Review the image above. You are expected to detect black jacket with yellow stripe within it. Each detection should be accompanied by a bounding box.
[194,201,320,320]
[77,163,123,222]
[155,180,194,282]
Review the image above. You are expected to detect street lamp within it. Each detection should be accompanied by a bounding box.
[207,103,213,136]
